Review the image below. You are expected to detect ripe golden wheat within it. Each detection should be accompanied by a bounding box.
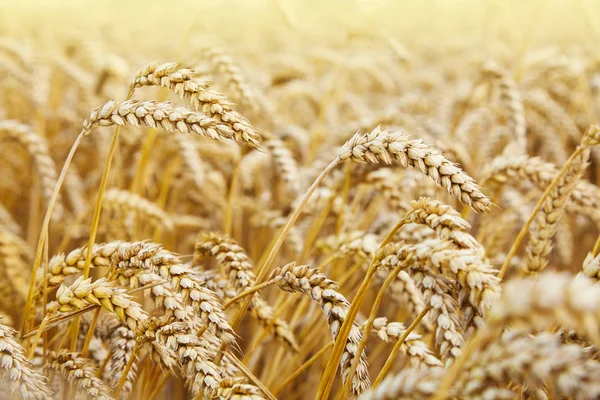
[2,0,600,399]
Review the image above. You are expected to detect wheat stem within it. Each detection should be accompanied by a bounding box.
[373,305,432,387]
[342,260,408,395]
[317,218,405,399]
[230,157,340,329]
[273,342,333,396]
[22,132,85,335]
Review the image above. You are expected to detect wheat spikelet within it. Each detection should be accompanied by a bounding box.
[364,318,442,367]
[411,239,500,327]
[583,252,600,280]
[0,203,21,235]
[266,138,301,198]
[482,61,527,153]
[47,350,113,400]
[382,269,428,323]
[108,241,236,344]
[455,330,600,399]
[523,148,590,274]
[128,61,261,149]
[109,265,197,326]
[139,317,222,397]
[81,99,261,149]
[49,241,234,344]
[47,276,148,331]
[198,48,263,115]
[359,367,443,400]
[488,273,600,346]
[194,233,298,351]
[106,322,137,396]
[0,120,64,218]
[127,61,207,97]
[402,197,481,250]
[0,322,52,399]
[376,242,465,363]
[102,189,174,233]
[273,262,370,396]
[481,155,600,221]
[338,126,491,213]
[216,377,265,400]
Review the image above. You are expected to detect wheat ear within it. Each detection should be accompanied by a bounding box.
[47,350,114,400]
[0,322,52,399]
[273,262,370,396]
[338,126,491,213]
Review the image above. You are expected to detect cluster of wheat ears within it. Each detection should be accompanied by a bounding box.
[3,1,600,399]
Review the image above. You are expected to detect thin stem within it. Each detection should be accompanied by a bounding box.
[22,132,85,335]
[223,279,277,309]
[114,345,139,397]
[96,349,112,378]
[227,352,278,400]
[431,330,488,400]
[82,125,122,279]
[26,175,41,248]
[342,260,408,396]
[213,159,340,368]
[130,128,159,194]
[592,234,600,257]
[27,315,50,360]
[148,372,170,400]
[69,316,80,352]
[300,198,333,263]
[316,218,405,399]
[70,125,123,349]
[373,305,432,387]
[80,308,101,357]
[272,342,333,396]
[498,146,586,278]
[230,157,340,329]
[336,162,353,234]
[225,157,242,236]
[42,231,49,368]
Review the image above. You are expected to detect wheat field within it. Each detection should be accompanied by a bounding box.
[1,0,600,398]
